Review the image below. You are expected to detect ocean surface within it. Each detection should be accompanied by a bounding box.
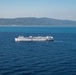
[0,26,76,75]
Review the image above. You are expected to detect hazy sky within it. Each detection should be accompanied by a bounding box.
[0,0,76,20]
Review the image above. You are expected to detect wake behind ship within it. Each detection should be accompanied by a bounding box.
[15,36,54,42]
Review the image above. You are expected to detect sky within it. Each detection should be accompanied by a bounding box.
[0,0,76,20]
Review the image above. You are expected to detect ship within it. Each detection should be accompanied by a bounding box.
[15,36,54,42]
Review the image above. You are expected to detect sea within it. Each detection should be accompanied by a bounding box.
[0,26,76,75]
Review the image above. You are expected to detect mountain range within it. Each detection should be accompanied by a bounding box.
[0,17,76,25]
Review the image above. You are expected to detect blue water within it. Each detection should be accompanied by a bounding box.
[0,26,76,75]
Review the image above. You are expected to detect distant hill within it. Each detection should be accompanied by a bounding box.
[0,17,76,25]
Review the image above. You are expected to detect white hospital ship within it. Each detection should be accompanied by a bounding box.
[15,36,54,42]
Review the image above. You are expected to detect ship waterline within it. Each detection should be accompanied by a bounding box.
[15,36,54,42]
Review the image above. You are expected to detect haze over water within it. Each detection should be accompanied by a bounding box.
[0,0,76,20]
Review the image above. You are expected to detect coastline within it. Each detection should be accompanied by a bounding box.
[0,25,76,27]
